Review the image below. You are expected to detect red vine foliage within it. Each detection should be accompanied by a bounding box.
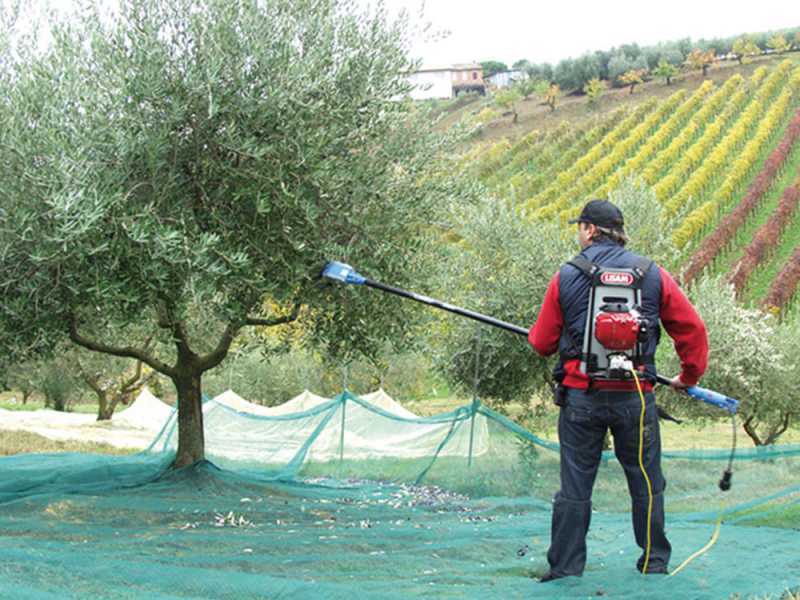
[729,184,800,296]
[762,246,800,311]
[682,109,800,285]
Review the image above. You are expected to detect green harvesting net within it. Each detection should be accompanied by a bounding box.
[1,391,799,599]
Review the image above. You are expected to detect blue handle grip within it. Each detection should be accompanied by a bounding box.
[686,386,739,413]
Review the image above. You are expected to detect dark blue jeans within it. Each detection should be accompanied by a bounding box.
[547,387,671,576]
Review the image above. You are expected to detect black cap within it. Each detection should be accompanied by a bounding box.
[568,199,625,229]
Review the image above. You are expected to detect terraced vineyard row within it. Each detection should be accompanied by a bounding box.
[672,62,799,248]
[729,180,800,296]
[762,246,800,313]
[683,109,800,284]
[468,58,800,309]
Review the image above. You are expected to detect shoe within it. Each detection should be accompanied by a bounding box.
[538,571,563,583]
[638,565,668,575]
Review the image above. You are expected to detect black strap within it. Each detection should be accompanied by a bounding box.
[566,255,597,277]
[568,254,654,280]
[631,256,654,279]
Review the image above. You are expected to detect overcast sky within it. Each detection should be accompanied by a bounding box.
[381,0,799,67]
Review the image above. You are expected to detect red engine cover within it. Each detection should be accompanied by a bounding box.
[595,312,640,350]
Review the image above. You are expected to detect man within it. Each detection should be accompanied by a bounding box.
[528,199,708,581]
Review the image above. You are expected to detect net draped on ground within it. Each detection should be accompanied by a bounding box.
[1,389,799,599]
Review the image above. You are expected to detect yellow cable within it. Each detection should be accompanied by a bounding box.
[631,369,654,575]
[668,514,723,577]
[631,368,724,577]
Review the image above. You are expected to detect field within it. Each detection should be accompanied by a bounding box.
[450,53,800,312]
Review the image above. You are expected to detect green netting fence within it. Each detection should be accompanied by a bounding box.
[1,391,799,599]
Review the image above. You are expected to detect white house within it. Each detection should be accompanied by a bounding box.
[486,69,527,89]
[407,64,485,100]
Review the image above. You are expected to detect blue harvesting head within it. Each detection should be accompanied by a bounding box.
[687,386,739,414]
[321,261,366,285]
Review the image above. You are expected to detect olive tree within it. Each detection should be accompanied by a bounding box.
[432,202,573,403]
[0,0,467,466]
[76,344,156,420]
[657,276,797,446]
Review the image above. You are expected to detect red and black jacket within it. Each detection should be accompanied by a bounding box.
[529,240,708,392]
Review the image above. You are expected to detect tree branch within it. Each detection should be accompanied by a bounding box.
[197,321,241,372]
[765,412,791,445]
[197,303,301,372]
[244,303,301,327]
[156,296,193,358]
[742,414,763,446]
[76,360,106,397]
[69,316,176,378]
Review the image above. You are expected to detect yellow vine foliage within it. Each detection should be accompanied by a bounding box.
[672,70,797,249]
[596,81,715,196]
[641,74,745,186]
[524,100,659,217]
[662,61,794,218]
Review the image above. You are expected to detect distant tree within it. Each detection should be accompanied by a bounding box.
[516,77,541,100]
[583,77,606,105]
[751,32,770,52]
[619,43,642,61]
[686,48,715,77]
[675,37,693,57]
[524,62,553,82]
[593,49,612,79]
[6,361,36,405]
[35,353,80,412]
[642,46,663,70]
[653,59,678,85]
[77,343,156,420]
[494,88,523,123]
[608,51,634,85]
[767,34,791,54]
[512,59,531,71]
[660,49,685,66]
[732,36,760,64]
[481,60,509,78]
[619,68,647,94]
[553,57,576,89]
[701,36,733,55]
[542,83,561,112]
[573,54,602,89]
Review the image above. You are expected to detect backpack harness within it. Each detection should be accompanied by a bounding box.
[566,254,654,382]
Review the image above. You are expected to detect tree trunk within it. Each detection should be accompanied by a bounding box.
[742,416,764,446]
[173,369,205,467]
[741,413,791,446]
[96,390,111,420]
[666,76,672,86]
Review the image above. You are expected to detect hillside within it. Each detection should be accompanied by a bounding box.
[455,54,800,314]
[440,53,799,141]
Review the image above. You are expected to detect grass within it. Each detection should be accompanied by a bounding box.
[0,430,136,456]
[0,391,98,413]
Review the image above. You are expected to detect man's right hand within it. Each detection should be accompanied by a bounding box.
[667,375,691,394]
